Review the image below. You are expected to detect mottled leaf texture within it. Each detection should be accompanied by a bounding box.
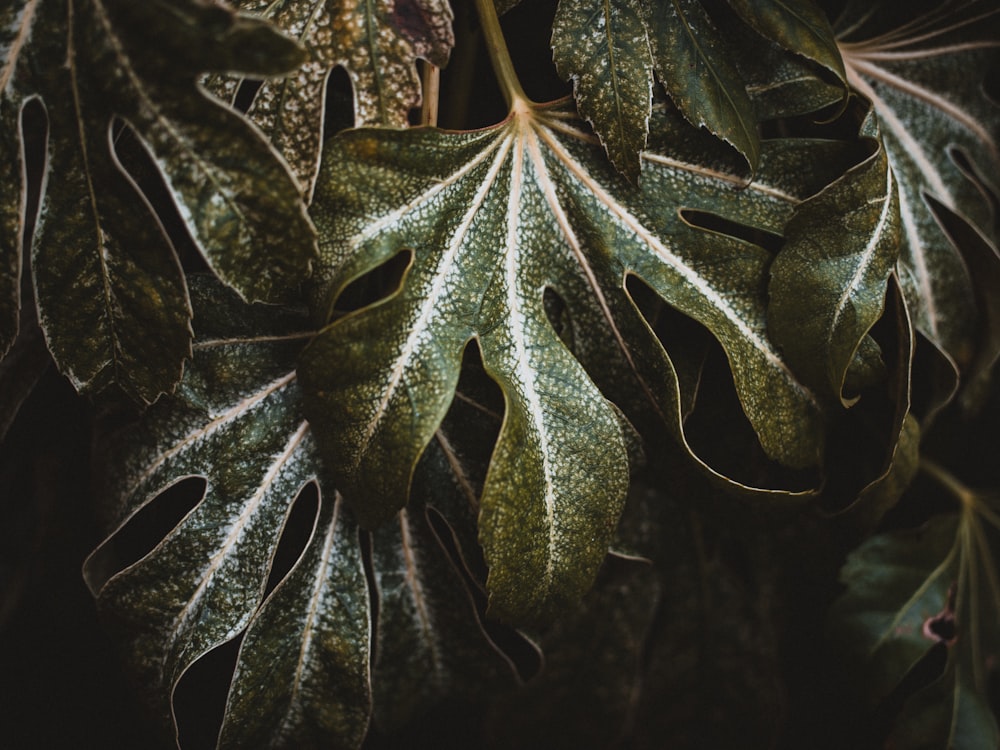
[300,98,855,622]
[217,0,454,196]
[829,489,1000,746]
[0,0,316,402]
[838,1,1000,369]
[83,278,371,746]
[769,101,900,403]
[645,0,760,173]
[552,0,652,180]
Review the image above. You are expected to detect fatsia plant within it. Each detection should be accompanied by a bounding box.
[1,0,1000,748]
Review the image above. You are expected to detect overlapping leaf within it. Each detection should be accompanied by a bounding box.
[769,102,900,404]
[837,1,1000,371]
[215,0,454,197]
[829,483,1000,746]
[299,96,869,622]
[83,277,516,748]
[551,0,847,180]
[0,0,316,402]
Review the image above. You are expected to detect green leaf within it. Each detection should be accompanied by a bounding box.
[769,100,900,404]
[369,503,517,733]
[829,479,1000,743]
[838,1,1000,368]
[551,0,652,180]
[645,0,759,173]
[83,277,361,742]
[728,0,847,89]
[217,0,454,192]
[84,277,519,747]
[218,495,372,750]
[0,0,316,402]
[300,99,857,621]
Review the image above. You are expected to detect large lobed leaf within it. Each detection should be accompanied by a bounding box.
[213,0,454,197]
[0,0,317,402]
[837,1,1000,375]
[299,96,870,622]
[84,277,516,747]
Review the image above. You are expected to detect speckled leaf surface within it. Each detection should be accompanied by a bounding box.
[83,277,369,745]
[0,0,316,402]
[300,98,857,622]
[769,102,900,403]
[829,491,1000,745]
[215,0,453,196]
[551,0,652,180]
[838,1,1000,368]
[645,0,759,173]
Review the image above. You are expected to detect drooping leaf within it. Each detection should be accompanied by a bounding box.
[300,98,863,622]
[0,0,316,402]
[837,1,1000,369]
[769,100,900,404]
[644,0,760,173]
[829,481,1000,745]
[728,0,847,89]
[551,0,653,180]
[215,0,454,197]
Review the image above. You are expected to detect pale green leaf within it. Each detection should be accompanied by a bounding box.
[838,1,1000,368]
[0,0,316,402]
[552,0,652,180]
[769,100,900,404]
[300,99,854,621]
[645,0,759,173]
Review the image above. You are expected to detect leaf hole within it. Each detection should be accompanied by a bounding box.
[173,635,242,750]
[679,209,784,255]
[261,481,320,600]
[332,250,412,315]
[111,118,205,272]
[324,66,355,140]
[542,287,575,352]
[85,477,206,593]
[20,98,48,258]
[232,79,263,113]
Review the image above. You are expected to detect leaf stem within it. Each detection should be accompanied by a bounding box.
[473,0,530,110]
[920,457,976,512]
[420,61,441,126]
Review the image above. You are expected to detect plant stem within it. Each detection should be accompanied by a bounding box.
[920,457,975,511]
[420,62,441,126]
[473,0,530,110]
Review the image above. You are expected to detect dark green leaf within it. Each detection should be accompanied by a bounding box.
[646,0,759,173]
[552,0,652,180]
[0,0,316,402]
[769,100,900,404]
[838,1,1000,370]
[728,0,847,89]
